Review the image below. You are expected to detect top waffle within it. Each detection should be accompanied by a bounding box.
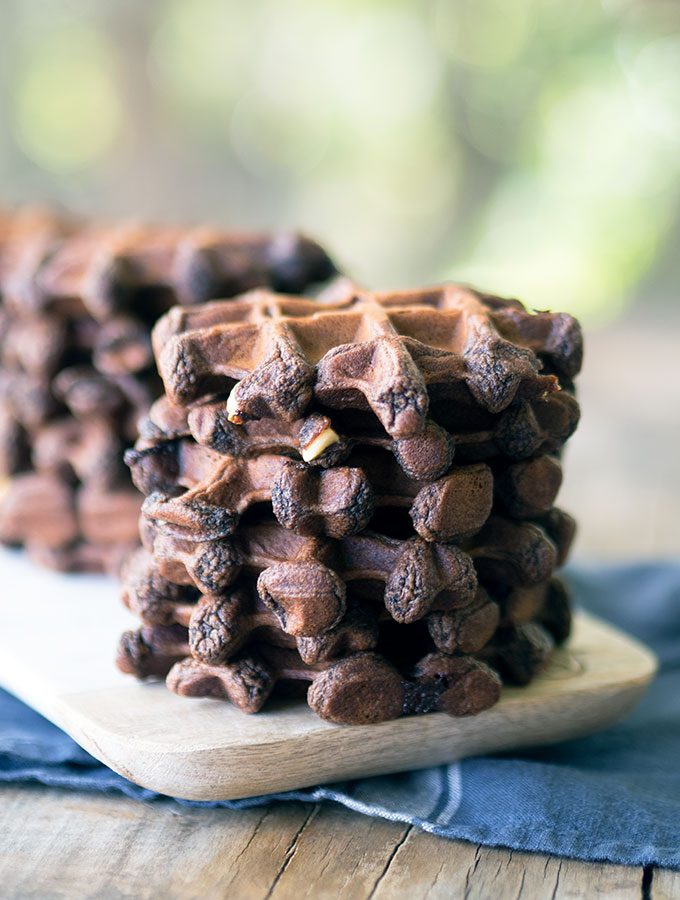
[153,284,582,439]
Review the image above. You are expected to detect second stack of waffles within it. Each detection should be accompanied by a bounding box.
[0,208,336,571]
[118,284,582,724]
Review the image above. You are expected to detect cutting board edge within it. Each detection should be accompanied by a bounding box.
[53,609,659,746]
[0,611,654,802]
[57,668,653,801]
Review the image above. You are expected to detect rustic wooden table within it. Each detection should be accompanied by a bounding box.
[1,787,678,899]
[2,312,679,899]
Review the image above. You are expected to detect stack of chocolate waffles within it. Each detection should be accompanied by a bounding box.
[0,208,335,571]
[118,283,582,724]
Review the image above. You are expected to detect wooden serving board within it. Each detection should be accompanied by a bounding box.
[0,548,657,802]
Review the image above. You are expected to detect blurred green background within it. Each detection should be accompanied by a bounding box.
[0,0,678,324]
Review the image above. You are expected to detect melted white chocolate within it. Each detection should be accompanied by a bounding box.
[226,384,243,424]
[301,426,340,462]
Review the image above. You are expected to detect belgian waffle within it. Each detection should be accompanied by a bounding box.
[0,208,338,569]
[153,285,582,433]
[116,617,506,724]
[115,279,581,724]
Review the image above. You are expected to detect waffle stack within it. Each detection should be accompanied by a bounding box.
[0,209,336,571]
[118,284,582,724]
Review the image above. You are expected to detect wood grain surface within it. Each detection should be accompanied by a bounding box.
[0,786,672,899]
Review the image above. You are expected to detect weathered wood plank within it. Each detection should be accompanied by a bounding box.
[370,832,479,898]
[0,786,654,899]
[0,786,314,900]
[652,867,680,900]
[540,856,643,899]
[268,803,411,900]
[370,833,645,900]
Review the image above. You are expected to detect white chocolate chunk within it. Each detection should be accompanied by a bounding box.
[226,384,243,424]
[301,426,340,462]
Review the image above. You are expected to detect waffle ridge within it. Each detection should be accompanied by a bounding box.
[154,284,582,436]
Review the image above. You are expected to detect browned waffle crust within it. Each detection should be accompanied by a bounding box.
[118,282,581,724]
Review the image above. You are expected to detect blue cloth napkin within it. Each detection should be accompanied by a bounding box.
[2,563,679,868]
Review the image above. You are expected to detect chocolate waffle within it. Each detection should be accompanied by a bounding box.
[130,400,461,492]
[126,522,570,661]
[131,384,577,496]
[0,209,339,569]
[0,208,77,316]
[123,544,499,665]
[183,401,456,480]
[1,220,336,320]
[130,420,563,554]
[32,418,128,489]
[139,452,376,541]
[185,390,580,467]
[0,371,62,432]
[0,472,140,554]
[153,285,582,435]
[117,536,565,723]
[136,512,564,629]
[122,547,380,665]
[115,273,579,723]
[116,620,503,724]
[129,420,495,545]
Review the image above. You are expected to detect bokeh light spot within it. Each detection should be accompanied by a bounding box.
[230,89,333,179]
[432,0,534,68]
[149,0,250,124]
[627,35,680,145]
[12,23,122,172]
